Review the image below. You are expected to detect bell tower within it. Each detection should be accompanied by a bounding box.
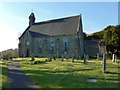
[29,12,35,26]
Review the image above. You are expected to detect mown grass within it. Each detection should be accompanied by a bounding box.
[20,58,120,88]
[0,60,12,89]
[0,58,27,89]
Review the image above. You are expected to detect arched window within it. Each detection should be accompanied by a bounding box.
[26,40,30,46]
[50,38,55,54]
[39,39,42,54]
[63,37,68,54]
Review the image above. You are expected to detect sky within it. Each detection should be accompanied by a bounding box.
[0,2,118,52]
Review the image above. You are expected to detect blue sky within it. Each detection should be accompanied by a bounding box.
[0,2,118,52]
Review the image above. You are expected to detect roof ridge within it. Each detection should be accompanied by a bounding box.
[34,14,80,25]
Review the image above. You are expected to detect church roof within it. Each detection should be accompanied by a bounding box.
[29,31,48,37]
[19,15,82,39]
[30,15,81,36]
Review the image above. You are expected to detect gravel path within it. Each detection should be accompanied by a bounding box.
[7,60,38,89]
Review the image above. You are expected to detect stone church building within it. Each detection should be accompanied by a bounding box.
[19,13,85,58]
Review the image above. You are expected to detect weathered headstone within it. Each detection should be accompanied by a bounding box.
[53,56,56,60]
[97,54,99,60]
[115,55,117,62]
[72,54,74,63]
[83,54,86,64]
[86,55,89,60]
[61,54,64,61]
[49,57,52,62]
[31,53,35,61]
[112,54,115,62]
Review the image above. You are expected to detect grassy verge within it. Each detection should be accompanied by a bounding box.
[20,58,119,88]
[0,58,26,89]
[0,60,11,89]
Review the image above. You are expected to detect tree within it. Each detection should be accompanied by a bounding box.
[103,25,120,56]
[1,48,19,60]
[85,24,120,57]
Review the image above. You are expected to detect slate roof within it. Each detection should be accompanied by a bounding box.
[29,31,48,37]
[19,15,82,39]
[30,15,81,36]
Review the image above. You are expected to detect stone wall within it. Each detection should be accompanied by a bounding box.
[32,34,83,58]
[84,39,100,58]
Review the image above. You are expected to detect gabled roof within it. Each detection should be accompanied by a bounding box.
[30,15,81,36]
[29,31,48,37]
[19,26,30,39]
[19,14,82,39]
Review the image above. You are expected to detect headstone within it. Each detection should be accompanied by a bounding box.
[67,64,73,67]
[61,54,64,61]
[115,55,117,62]
[79,56,81,60]
[97,54,99,60]
[86,55,89,60]
[53,56,56,60]
[84,54,86,64]
[49,57,52,62]
[31,53,35,61]
[72,54,74,63]
[72,56,74,63]
[87,78,97,83]
[112,54,115,62]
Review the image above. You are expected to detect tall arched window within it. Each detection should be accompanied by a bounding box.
[63,37,68,54]
[39,39,42,54]
[50,38,55,54]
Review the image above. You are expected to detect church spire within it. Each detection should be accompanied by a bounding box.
[29,12,35,26]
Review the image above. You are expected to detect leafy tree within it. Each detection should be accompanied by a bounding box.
[103,25,120,56]
[1,48,19,60]
[85,24,120,57]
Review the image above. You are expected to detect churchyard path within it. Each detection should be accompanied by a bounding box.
[7,60,38,89]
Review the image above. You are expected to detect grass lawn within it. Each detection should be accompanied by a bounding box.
[0,60,11,89]
[20,58,120,88]
[0,58,27,89]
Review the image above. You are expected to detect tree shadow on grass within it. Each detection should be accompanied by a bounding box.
[105,71,120,75]
[22,69,119,88]
[53,68,94,73]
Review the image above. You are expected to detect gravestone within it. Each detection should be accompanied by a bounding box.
[72,54,74,63]
[61,54,64,61]
[87,78,97,83]
[112,54,117,62]
[83,54,86,64]
[31,53,35,61]
[115,55,117,62]
[97,54,99,60]
[86,55,89,60]
[112,54,115,62]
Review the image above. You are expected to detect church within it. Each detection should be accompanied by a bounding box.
[18,13,84,58]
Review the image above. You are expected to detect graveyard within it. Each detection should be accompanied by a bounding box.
[18,58,119,88]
